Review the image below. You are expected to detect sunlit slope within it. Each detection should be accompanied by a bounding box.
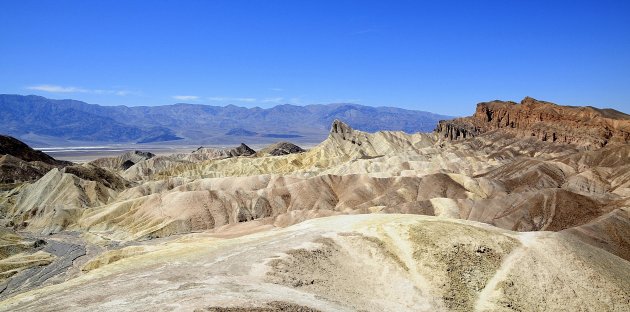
[1,120,628,264]
[124,120,437,180]
[1,215,627,312]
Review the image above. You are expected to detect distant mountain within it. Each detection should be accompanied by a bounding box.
[0,95,181,144]
[0,94,452,145]
[225,128,258,136]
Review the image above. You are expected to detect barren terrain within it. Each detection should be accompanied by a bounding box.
[0,98,629,311]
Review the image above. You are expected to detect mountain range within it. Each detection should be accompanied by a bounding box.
[0,94,451,146]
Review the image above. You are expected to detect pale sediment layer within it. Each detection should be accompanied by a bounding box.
[1,215,628,312]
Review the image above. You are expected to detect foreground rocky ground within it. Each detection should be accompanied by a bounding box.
[0,97,629,311]
[2,214,629,312]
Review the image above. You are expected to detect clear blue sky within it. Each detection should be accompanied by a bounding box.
[1,0,629,116]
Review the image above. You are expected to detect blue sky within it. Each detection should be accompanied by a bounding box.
[1,0,629,116]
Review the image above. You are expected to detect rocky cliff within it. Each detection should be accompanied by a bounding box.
[192,143,256,158]
[436,97,630,147]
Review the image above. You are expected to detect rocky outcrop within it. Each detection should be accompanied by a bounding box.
[436,97,630,148]
[115,144,258,180]
[0,135,61,165]
[256,142,305,156]
[191,143,256,159]
[434,119,479,141]
[61,164,132,190]
[0,135,70,184]
[0,155,54,185]
[90,151,156,171]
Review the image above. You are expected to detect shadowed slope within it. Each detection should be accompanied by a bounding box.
[0,135,70,184]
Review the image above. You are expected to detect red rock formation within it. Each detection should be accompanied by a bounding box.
[436,97,630,147]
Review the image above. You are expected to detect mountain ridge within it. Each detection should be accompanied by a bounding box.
[0,94,452,145]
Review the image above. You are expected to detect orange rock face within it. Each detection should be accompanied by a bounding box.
[436,97,630,147]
